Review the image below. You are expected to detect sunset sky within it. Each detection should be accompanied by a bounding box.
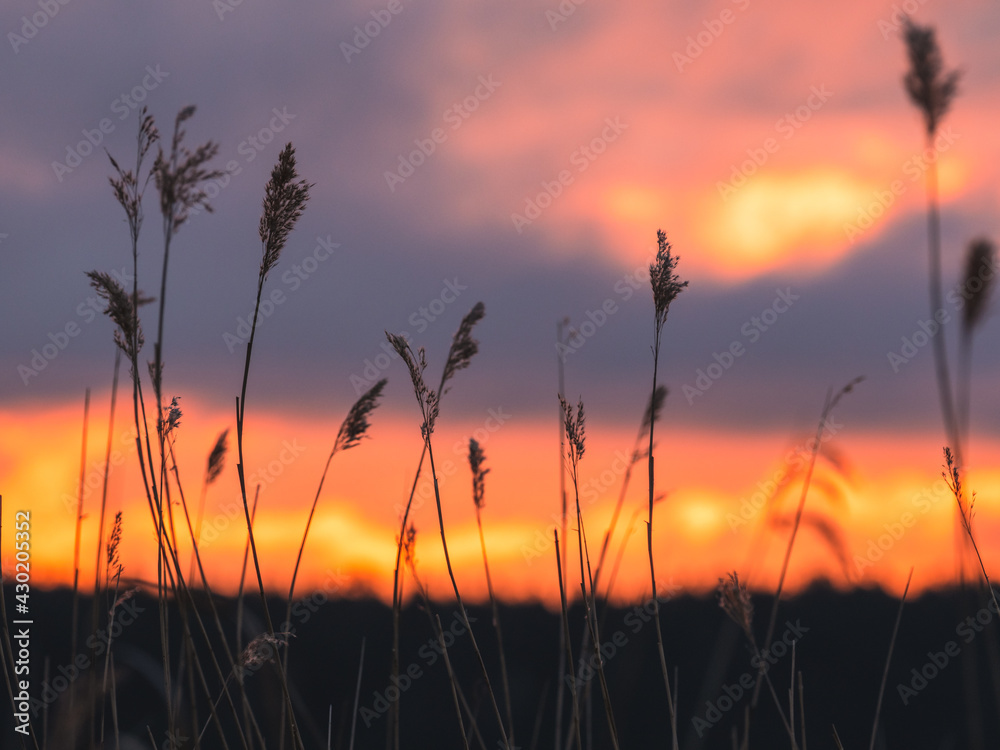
[2,0,1000,606]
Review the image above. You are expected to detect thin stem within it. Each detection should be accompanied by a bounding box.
[554,531,582,750]
[235,398,304,750]
[869,568,913,750]
[94,350,121,603]
[70,388,90,721]
[958,328,973,449]
[566,433,619,750]
[555,318,569,750]
[475,508,515,745]
[348,639,366,750]
[647,336,679,749]
[924,149,962,466]
[389,444,428,750]
[426,439,510,749]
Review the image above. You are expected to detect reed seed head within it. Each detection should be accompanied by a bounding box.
[110,587,139,618]
[239,632,293,673]
[259,143,313,280]
[641,384,668,438]
[107,107,159,234]
[718,571,754,642]
[402,524,418,569]
[206,429,229,485]
[650,230,688,333]
[903,18,960,137]
[106,510,123,572]
[153,106,224,232]
[469,438,489,509]
[440,302,486,394]
[160,396,182,438]
[943,446,975,532]
[961,237,996,334]
[558,395,586,464]
[86,270,144,359]
[386,332,437,435]
[387,303,485,439]
[335,378,387,453]
[826,376,864,414]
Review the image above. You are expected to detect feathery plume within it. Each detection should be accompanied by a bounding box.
[239,632,294,673]
[558,395,586,463]
[640,384,668,439]
[402,524,418,570]
[903,18,960,137]
[469,438,489,509]
[110,587,139,617]
[650,230,688,333]
[153,106,225,232]
[387,302,486,439]
[386,333,436,433]
[440,302,486,392]
[961,237,996,334]
[386,334,427,397]
[107,107,159,234]
[106,511,123,573]
[86,270,144,359]
[335,379,387,453]
[205,429,229,485]
[161,396,182,438]
[259,144,313,279]
[943,446,975,531]
[718,571,754,642]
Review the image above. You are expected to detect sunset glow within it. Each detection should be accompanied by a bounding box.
[6,396,998,607]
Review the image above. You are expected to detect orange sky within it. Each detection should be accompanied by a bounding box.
[5,394,998,607]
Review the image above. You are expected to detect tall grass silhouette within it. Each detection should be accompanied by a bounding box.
[2,13,1000,750]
